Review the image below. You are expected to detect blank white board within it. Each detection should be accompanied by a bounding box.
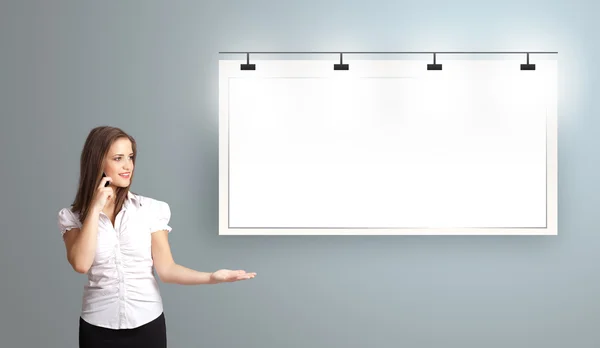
[219,59,557,235]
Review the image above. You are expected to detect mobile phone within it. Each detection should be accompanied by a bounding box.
[102,172,110,187]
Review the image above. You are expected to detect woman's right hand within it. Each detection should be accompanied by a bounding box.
[92,176,114,211]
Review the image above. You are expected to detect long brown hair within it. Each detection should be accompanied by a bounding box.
[71,126,137,224]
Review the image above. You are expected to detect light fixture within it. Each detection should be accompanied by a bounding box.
[240,53,255,70]
[427,53,442,70]
[520,53,535,70]
[222,51,557,71]
[334,53,349,70]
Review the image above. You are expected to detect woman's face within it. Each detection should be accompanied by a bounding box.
[102,138,134,188]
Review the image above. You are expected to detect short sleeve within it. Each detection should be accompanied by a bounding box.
[57,208,82,237]
[148,199,172,233]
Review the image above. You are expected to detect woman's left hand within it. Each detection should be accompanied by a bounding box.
[210,269,257,283]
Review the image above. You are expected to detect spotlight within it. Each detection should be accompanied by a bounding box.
[240,53,256,70]
[520,53,535,70]
[334,53,349,70]
[427,53,442,70]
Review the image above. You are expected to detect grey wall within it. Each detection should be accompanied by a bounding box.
[1,1,599,347]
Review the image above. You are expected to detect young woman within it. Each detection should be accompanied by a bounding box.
[57,126,256,348]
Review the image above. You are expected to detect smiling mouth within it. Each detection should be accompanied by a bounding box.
[119,173,130,178]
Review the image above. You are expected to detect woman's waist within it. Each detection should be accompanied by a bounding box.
[85,270,158,288]
[83,277,161,300]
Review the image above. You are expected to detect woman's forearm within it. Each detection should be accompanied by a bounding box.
[160,263,218,285]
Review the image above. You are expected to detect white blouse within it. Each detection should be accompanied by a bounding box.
[57,191,172,330]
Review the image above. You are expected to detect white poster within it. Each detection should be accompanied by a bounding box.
[219,59,557,235]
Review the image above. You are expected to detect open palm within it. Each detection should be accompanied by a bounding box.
[210,269,256,283]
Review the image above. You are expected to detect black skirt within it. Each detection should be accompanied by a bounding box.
[79,313,167,348]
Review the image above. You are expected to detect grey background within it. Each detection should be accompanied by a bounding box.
[1,1,599,347]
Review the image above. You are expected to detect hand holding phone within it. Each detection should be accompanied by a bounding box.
[102,172,110,187]
[93,173,113,211]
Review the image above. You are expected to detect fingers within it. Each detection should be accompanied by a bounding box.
[99,176,112,188]
[237,272,256,280]
[236,271,256,276]
[221,270,256,282]
[99,185,114,203]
